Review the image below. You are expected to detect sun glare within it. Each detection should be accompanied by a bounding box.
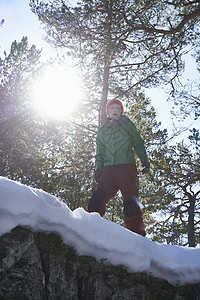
[32,67,83,119]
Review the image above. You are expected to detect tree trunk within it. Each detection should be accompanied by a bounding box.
[188,195,196,247]
[99,0,112,125]
[100,63,110,124]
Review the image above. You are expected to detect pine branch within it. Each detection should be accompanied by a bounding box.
[115,55,176,97]
[122,8,200,35]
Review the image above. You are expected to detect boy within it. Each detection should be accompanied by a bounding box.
[88,99,150,236]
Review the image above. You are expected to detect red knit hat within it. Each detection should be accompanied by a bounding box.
[106,98,124,116]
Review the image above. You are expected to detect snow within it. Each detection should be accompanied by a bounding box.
[0,176,200,286]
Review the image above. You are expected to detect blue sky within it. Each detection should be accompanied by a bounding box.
[0,0,49,56]
[0,0,199,137]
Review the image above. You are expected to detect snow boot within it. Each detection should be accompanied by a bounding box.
[123,197,146,237]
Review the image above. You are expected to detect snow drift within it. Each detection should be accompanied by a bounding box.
[0,176,199,286]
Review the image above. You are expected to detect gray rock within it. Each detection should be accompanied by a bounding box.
[0,226,199,300]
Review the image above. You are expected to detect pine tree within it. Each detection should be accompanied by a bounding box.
[30,0,200,122]
[149,140,200,247]
[0,37,49,186]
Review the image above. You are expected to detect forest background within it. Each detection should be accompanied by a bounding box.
[0,0,199,247]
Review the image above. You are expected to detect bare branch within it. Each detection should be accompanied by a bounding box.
[110,50,164,69]
[123,8,200,35]
[115,55,176,97]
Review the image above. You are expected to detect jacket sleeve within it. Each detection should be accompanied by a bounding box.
[129,121,148,162]
[96,130,105,170]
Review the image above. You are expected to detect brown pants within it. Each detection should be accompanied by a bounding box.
[88,164,146,236]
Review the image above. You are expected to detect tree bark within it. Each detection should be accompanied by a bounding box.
[188,194,196,247]
[99,0,112,125]
[100,63,110,124]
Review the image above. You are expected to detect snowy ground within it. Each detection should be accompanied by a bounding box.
[0,176,200,286]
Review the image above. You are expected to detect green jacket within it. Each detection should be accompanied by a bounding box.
[96,115,148,170]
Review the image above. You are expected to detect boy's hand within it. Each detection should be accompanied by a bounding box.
[95,169,102,183]
[141,159,150,174]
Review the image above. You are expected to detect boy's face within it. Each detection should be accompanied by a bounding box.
[108,102,122,120]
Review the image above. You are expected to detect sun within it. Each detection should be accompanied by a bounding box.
[32,66,83,119]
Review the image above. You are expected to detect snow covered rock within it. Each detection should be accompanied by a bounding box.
[0,226,200,300]
[0,176,200,298]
